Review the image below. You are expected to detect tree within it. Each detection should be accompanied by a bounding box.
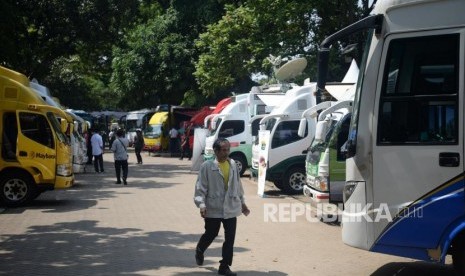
[110,1,236,109]
[0,0,140,109]
[194,0,366,97]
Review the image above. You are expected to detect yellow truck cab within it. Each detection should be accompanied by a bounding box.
[0,66,74,207]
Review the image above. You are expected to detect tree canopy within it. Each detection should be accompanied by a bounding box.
[0,0,376,111]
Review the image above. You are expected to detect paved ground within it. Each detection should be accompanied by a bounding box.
[0,149,455,276]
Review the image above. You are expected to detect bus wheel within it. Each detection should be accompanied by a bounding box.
[231,154,247,177]
[282,167,305,194]
[453,234,465,275]
[0,173,36,207]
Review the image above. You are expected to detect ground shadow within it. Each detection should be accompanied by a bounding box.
[0,219,279,275]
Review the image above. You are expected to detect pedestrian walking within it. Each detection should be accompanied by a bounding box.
[85,130,93,165]
[110,129,129,185]
[194,138,250,276]
[169,127,179,156]
[179,134,191,160]
[90,129,104,173]
[134,129,145,164]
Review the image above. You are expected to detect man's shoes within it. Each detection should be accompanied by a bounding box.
[218,265,236,276]
[195,249,204,266]
[115,181,121,184]
[123,178,127,185]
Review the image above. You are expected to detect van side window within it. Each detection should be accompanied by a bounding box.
[378,34,458,145]
[218,120,244,138]
[2,112,18,160]
[19,112,55,148]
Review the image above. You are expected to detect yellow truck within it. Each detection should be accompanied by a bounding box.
[0,66,74,207]
[144,105,198,154]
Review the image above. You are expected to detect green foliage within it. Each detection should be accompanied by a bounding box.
[1,0,373,111]
[194,0,364,96]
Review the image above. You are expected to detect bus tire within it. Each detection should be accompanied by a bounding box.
[282,166,305,194]
[0,172,36,207]
[230,154,247,177]
[453,233,465,275]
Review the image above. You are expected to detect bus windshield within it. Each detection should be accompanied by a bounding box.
[346,29,373,157]
[126,120,139,132]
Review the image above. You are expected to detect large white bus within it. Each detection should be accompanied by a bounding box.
[316,0,465,273]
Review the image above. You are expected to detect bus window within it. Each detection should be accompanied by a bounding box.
[378,34,458,145]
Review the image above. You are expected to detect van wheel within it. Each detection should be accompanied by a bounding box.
[273,180,285,190]
[0,173,36,207]
[230,154,247,176]
[282,167,305,194]
[453,234,465,275]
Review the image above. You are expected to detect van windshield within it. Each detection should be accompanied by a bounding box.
[145,124,162,137]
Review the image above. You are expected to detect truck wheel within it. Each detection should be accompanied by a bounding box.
[273,180,285,190]
[0,173,36,207]
[230,154,247,176]
[453,234,465,275]
[281,167,305,194]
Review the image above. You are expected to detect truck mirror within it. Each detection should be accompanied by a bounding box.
[315,121,327,141]
[61,119,68,133]
[298,118,307,137]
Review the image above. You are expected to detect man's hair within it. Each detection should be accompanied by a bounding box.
[213,138,229,151]
[116,129,125,137]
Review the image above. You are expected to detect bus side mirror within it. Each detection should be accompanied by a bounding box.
[259,124,266,131]
[211,120,217,130]
[298,118,307,137]
[315,121,327,141]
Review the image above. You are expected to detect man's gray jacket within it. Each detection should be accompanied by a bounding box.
[194,158,245,219]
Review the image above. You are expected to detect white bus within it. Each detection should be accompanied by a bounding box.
[316,0,465,273]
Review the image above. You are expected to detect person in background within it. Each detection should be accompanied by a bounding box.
[179,124,193,160]
[179,134,191,161]
[111,129,129,185]
[169,127,179,156]
[85,130,93,165]
[90,129,104,173]
[193,138,250,276]
[108,128,117,149]
[134,129,145,164]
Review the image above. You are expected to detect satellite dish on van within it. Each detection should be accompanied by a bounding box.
[275,58,307,82]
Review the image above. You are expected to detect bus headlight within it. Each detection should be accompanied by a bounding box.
[57,163,72,176]
[343,181,361,203]
[315,177,328,191]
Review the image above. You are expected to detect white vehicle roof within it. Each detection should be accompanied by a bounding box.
[267,83,317,119]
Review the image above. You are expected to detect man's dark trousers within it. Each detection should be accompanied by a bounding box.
[196,217,237,266]
[114,160,128,182]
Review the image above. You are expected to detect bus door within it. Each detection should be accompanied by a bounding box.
[371,31,463,253]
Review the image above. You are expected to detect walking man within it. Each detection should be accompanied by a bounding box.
[110,129,129,185]
[194,138,250,276]
[90,129,104,173]
[134,129,145,164]
[168,127,178,156]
